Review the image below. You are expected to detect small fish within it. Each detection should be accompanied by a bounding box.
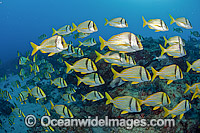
[190,31,200,37]
[169,14,192,29]
[33,54,37,62]
[44,72,51,79]
[105,92,141,114]
[19,68,25,77]
[136,92,171,110]
[57,57,63,63]
[136,35,144,42]
[99,32,143,53]
[27,86,46,102]
[163,36,185,47]
[76,73,105,87]
[16,91,29,104]
[3,90,12,101]
[163,100,191,119]
[70,47,84,58]
[38,34,47,40]
[65,86,76,94]
[104,17,128,28]
[8,115,16,126]
[173,27,183,33]
[73,32,90,40]
[72,20,98,33]
[52,24,76,36]
[11,108,25,118]
[61,44,75,56]
[111,66,151,84]
[64,58,97,74]
[142,16,168,32]
[61,94,76,103]
[19,56,30,65]
[29,64,40,74]
[33,76,41,82]
[51,77,68,88]
[78,38,97,47]
[81,91,104,102]
[30,35,68,56]
[95,51,136,67]
[159,44,186,58]
[190,86,200,101]
[186,59,200,73]
[151,64,183,84]
[50,100,73,118]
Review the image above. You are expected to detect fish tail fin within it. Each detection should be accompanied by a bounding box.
[80,94,86,101]
[95,50,103,63]
[163,107,170,118]
[142,16,147,27]
[64,61,72,73]
[30,42,39,56]
[163,36,168,47]
[169,14,175,25]
[151,67,158,82]
[50,100,54,110]
[105,92,113,105]
[111,67,119,80]
[159,44,166,57]
[99,36,106,50]
[184,83,191,93]
[191,86,199,101]
[71,23,77,32]
[104,18,109,26]
[76,75,82,86]
[186,61,191,72]
[27,87,32,96]
[52,28,57,36]
[78,41,82,47]
[50,80,53,85]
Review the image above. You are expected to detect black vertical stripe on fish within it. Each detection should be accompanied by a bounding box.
[129,98,133,110]
[178,36,180,44]
[174,65,177,78]
[161,92,164,104]
[120,18,123,25]
[128,33,132,48]
[135,35,140,49]
[94,91,97,98]
[36,87,40,96]
[139,67,143,81]
[97,74,102,84]
[119,53,123,62]
[185,100,187,110]
[185,18,188,25]
[160,19,163,29]
[63,106,66,116]
[93,21,96,30]
[71,45,74,53]
[86,59,89,71]
[90,59,93,71]
[166,94,169,104]
[55,36,58,46]
[93,73,96,83]
[20,93,25,101]
[179,67,182,79]
[135,99,139,111]
[88,21,92,29]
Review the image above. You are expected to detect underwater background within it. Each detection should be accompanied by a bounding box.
[0,0,200,132]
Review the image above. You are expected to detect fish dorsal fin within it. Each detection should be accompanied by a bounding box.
[171,114,176,118]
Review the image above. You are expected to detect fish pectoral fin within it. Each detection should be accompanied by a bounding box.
[40,50,48,53]
[173,56,180,58]
[155,30,160,32]
[48,53,56,56]
[60,116,64,118]
[89,85,95,87]
[171,114,176,118]
[159,76,165,79]
[153,106,160,110]
[121,111,129,114]
[179,114,184,119]
[167,80,173,84]
[121,78,128,81]
[131,81,139,84]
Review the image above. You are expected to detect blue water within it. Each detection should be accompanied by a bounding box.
[0,0,200,63]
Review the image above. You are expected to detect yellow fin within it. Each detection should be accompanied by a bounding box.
[171,114,176,118]
[163,107,170,118]
[153,106,160,110]
[142,16,147,27]
[169,14,175,25]
[111,67,119,80]
[167,80,173,84]
[48,52,56,56]
[121,111,129,114]
[52,28,57,36]
[186,61,191,72]
[179,114,184,119]
[30,42,39,56]
[40,50,48,53]
[104,18,109,26]
[99,36,106,50]
[105,92,113,105]
[155,30,160,32]
[131,81,139,84]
